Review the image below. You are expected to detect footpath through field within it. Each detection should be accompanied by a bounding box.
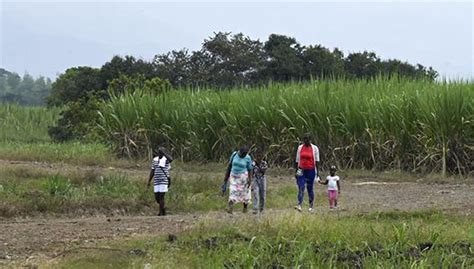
[0,159,473,266]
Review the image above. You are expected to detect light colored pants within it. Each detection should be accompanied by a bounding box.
[252,177,266,211]
[328,190,338,208]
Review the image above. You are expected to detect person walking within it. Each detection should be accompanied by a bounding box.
[222,146,253,214]
[252,149,268,214]
[319,165,341,210]
[147,147,173,216]
[294,133,320,212]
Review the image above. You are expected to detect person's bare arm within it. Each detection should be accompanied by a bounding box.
[147,169,154,188]
[224,162,232,183]
[221,161,232,196]
[337,181,341,193]
[247,169,253,188]
[247,159,253,188]
[294,146,300,177]
[315,161,320,183]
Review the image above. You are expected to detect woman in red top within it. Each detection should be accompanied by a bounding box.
[294,133,320,212]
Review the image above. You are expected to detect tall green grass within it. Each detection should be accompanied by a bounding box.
[0,104,60,143]
[97,78,474,174]
[0,166,296,217]
[0,104,123,166]
[0,142,113,165]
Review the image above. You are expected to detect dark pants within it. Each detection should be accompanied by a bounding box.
[296,169,316,207]
[154,192,166,216]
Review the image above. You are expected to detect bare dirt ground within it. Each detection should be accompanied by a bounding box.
[0,159,473,267]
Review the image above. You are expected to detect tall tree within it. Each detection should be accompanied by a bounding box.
[154,49,192,86]
[200,32,265,87]
[303,45,345,79]
[100,55,156,87]
[344,51,381,79]
[0,69,52,105]
[47,67,103,106]
[262,34,305,81]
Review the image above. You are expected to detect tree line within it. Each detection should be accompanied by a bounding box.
[0,68,52,106]
[49,32,438,105]
[44,32,438,141]
[155,33,438,87]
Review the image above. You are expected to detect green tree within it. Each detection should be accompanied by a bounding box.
[47,67,104,106]
[154,49,192,86]
[154,33,266,88]
[344,51,381,79]
[100,55,156,87]
[0,69,51,105]
[47,67,103,141]
[7,73,21,90]
[262,34,305,81]
[303,45,345,79]
[48,69,172,142]
[107,74,172,95]
[379,60,438,80]
[201,32,265,87]
[48,96,102,142]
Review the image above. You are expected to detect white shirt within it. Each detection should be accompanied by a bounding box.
[152,156,172,193]
[326,175,340,191]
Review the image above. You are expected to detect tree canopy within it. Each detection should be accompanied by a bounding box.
[152,32,438,87]
[0,68,52,105]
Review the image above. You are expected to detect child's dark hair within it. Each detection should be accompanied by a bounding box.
[254,145,266,157]
[329,165,337,171]
[154,146,167,156]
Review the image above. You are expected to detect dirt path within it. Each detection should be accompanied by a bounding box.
[1,181,472,265]
[0,159,473,266]
[0,213,203,265]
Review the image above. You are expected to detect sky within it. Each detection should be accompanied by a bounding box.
[1,0,473,80]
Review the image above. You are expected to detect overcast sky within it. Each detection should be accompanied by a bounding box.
[1,0,472,79]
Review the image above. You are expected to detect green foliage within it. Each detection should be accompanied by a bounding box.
[0,171,146,217]
[0,68,52,105]
[100,55,157,85]
[0,168,288,217]
[48,96,102,142]
[344,52,438,80]
[46,66,106,141]
[303,45,345,79]
[46,33,438,142]
[47,67,104,106]
[0,142,111,166]
[97,78,474,174]
[107,74,172,95]
[45,175,73,197]
[0,104,59,143]
[47,59,170,142]
[154,32,438,87]
[263,34,306,81]
[49,212,473,268]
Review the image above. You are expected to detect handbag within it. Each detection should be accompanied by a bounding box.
[296,168,303,177]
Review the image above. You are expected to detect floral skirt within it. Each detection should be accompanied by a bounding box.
[229,171,251,204]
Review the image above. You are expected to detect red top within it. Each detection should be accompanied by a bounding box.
[299,145,315,169]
